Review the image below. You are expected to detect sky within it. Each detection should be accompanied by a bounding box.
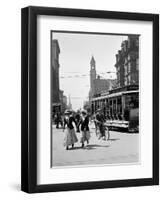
[52,32,127,110]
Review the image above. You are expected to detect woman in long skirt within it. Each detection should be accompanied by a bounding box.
[80,110,90,148]
[63,110,78,150]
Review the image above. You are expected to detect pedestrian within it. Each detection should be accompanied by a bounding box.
[80,110,90,148]
[95,109,106,140]
[63,110,78,150]
[75,110,81,133]
[55,112,62,129]
[93,113,98,136]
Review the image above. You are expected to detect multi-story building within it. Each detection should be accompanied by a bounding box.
[89,56,96,98]
[59,90,68,113]
[89,56,116,98]
[51,39,61,113]
[89,37,139,122]
[51,39,67,114]
[115,35,139,87]
[67,95,72,110]
[51,40,60,102]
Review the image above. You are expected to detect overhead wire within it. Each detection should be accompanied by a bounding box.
[60,71,116,79]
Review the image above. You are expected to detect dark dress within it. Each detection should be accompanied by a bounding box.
[75,113,81,132]
[80,115,90,143]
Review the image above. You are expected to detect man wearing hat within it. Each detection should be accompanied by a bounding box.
[95,108,106,140]
[80,110,90,148]
[75,110,81,133]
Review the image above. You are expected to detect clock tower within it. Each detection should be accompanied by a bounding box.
[89,56,96,98]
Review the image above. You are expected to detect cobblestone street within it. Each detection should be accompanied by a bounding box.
[52,122,139,167]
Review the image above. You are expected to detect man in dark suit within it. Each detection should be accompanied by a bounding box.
[95,109,106,140]
[80,110,90,148]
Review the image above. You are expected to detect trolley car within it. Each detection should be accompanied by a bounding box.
[91,86,139,132]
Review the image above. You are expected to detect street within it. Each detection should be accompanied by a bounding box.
[52,122,139,167]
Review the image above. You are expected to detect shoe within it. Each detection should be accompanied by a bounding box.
[81,143,84,148]
[66,146,69,150]
[72,144,74,148]
[102,136,105,140]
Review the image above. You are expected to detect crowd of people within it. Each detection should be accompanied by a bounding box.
[53,109,110,150]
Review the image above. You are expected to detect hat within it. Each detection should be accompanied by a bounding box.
[64,109,72,115]
[81,110,87,115]
[96,108,101,112]
[76,109,81,113]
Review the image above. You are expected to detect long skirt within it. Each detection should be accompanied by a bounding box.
[80,130,90,143]
[63,128,78,146]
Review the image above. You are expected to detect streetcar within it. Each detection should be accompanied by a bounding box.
[91,85,139,132]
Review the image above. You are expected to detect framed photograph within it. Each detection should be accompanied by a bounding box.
[21,6,159,193]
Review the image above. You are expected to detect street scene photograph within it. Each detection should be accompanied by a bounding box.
[51,31,139,168]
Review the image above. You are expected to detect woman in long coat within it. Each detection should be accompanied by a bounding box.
[63,110,78,150]
[80,110,90,148]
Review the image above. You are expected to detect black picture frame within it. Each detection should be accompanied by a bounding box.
[21,6,159,193]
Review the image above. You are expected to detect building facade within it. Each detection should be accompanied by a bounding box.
[59,90,68,113]
[115,35,139,88]
[89,56,116,98]
[67,95,72,110]
[89,36,139,121]
[89,56,96,98]
[51,39,60,106]
[51,39,67,114]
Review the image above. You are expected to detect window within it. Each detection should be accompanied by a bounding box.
[136,38,139,47]
[136,58,139,70]
[128,75,131,85]
[128,54,130,61]
[128,63,131,73]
